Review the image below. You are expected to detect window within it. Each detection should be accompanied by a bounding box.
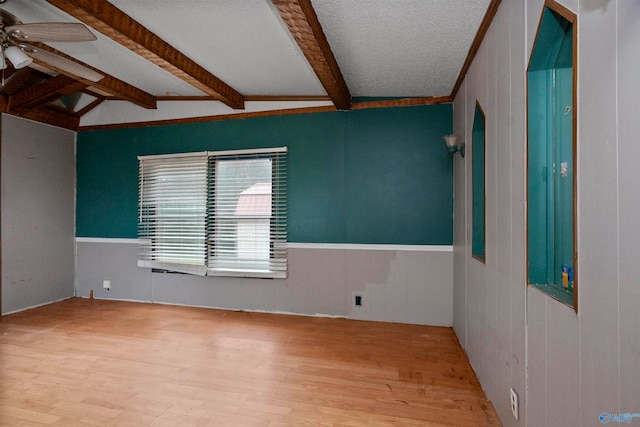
[472,102,486,261]
[138,147,287,279]
[138,153,208,275]
[208,152,287,277]
[527,0,577,309]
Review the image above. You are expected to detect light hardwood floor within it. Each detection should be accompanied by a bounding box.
[0,298,501,426]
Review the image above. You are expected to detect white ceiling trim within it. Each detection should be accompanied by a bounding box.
[79,100,334,127]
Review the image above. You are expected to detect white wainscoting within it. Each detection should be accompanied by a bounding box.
[76,238,453,326]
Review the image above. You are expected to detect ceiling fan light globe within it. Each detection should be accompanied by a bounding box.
[5,46,32,69]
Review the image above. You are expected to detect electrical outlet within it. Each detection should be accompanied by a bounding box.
[103,278,111,290]
[510,388,519,421]
[354,294,363,306]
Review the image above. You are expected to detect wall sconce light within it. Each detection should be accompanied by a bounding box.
[444,134,465,157]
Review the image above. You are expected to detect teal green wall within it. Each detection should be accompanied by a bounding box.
[472,104,486,259]
[527,3,574,296]
[76,104,453,245]
[528,67,574,286]
[527,69,551,284]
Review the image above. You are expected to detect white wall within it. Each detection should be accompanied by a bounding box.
[1,115,76,314]
[453,0,640,426]
[453,1,527,423]
[76,240,453,326]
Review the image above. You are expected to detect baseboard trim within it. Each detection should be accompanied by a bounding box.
[2,296,74,316]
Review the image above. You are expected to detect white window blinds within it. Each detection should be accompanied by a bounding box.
[138,153,208,275]
[138,148,287,279]
[208,150,287,278]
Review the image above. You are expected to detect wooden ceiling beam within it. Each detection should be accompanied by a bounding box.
[149,95,332,102]
[350,96,453,110]
[92,75,156,109]
[45,0,245,109]
[9,107,80,131]
[9,75,87,109]
[74,97,105,117]
[0,68,48,96]
[0,95,8,113]
[29,42,156,110]
[272,0,351,110]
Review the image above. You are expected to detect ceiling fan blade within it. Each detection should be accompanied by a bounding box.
[7,23,97,42]
[23,45,103,82]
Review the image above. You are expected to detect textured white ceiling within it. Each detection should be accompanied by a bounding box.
[0,0,492,124]
[312,0,491,97]
[108,0,327,96]
[2,0,206,96]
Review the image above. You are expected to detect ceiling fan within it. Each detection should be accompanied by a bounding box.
[0,8,103,82]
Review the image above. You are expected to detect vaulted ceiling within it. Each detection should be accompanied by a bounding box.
[0,0,499,131]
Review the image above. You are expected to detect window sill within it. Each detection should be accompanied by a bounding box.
[530,283,575,309]
[207,268,286,279]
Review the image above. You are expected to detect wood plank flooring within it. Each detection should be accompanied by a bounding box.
[0,298,501,426]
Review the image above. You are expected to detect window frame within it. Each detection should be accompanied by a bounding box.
[472,101,486,263]
[137,152,209,276]
[138,147,287,279]
[526,0,578,311]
